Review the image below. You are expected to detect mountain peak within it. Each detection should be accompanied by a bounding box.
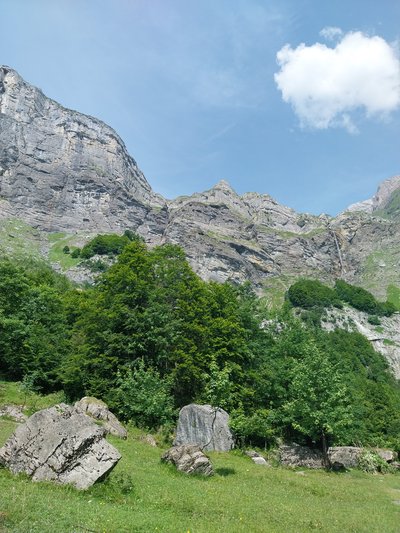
[211,179,236,192]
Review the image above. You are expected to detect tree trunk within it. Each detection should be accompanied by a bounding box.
[321,431,329,468]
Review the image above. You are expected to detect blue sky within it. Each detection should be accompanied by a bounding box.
[1,0,399,215]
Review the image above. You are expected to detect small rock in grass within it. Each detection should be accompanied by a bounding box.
[162,445,214,476]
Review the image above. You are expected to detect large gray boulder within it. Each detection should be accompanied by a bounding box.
[279,444,324,469]
[162,445,214,476]
[0,404,121,490]
[327,446,363,469]
[74,396,127,439]
[174,404,234,452]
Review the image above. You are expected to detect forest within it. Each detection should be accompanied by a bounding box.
[1,235,400,454]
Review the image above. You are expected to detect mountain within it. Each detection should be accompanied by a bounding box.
[0,65,399,300]
[0,66,166,238]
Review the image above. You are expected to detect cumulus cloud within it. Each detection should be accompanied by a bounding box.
[274,30,400,132]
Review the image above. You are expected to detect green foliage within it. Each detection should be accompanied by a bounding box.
[200,357,233,411]
[280,341,353,450]
[0,259,71,391]
[70,248,81,258]
[1,240,400,451]
[334,280,395,316]
[110,360,176,430]
[357,450,395,474]
[368,315,381,325]
[287,278,396,317]
[230,408,275,448]
[80,231,141,259]
[317,329,400,447]
[287,279,341,309]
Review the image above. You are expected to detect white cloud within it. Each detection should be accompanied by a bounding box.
[319,26,343,41]
[274,30,400,132]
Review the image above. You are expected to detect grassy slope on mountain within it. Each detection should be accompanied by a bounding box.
[0,383,399,533]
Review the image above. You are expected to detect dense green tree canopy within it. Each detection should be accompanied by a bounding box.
[1,241,399,453]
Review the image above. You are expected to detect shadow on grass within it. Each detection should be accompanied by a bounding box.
[215,467,236,477]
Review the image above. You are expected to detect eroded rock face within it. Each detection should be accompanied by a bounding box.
[174,404,234,452]
[279,444,324,469]
[0,66,165,238]
[162,445,214,476]
[0,404,121,489]
[74,396,127,439]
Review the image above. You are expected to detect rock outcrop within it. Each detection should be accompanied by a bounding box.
[0,404,121,489]
[279,444,325,469]
[0,65,165,239]
[74,396,127,439]
[174,404,234,452]
[327,446,363,469]
[321,306,400,379]
[161,445,214,476]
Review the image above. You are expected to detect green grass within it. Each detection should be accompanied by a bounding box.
[1,383,400,532]
[47,233,82,269]
[360,249,400,297]
[0,219,43,259]
[387,284,400,310]
[1,428,400,532]
[0,381,65,417]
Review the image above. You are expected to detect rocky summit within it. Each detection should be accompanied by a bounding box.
[0,65,400,298]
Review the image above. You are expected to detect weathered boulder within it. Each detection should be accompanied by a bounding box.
[327,446,363,469]
[0,404,121,490]
[162,445,214,476]
[174,404,234,452]
[279,444,324,469]
[74,397,127,439]
[140,434,157,447]
[375,448,398,463]
[0,404,27,423]
[245,451,270,466]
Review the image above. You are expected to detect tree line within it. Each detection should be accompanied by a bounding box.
[1,237,399,452]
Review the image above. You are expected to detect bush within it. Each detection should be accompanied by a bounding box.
[368,315,381,326]
[335,280,377,314]
[357,450,394,474]
[334,280,396,316]
[287,279,340,309]
[62,245,70,254]
[80,232,141,259]
[230,408,275,448]
[110,360,176,430]
[71,248,81,258]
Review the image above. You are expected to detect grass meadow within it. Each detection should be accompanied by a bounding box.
[0,382,399,533]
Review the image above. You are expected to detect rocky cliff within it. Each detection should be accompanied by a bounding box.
[0,65,399,300]
[0,66,166,240]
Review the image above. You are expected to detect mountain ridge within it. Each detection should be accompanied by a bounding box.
[0,65,399,298]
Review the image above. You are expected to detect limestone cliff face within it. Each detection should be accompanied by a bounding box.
[164,180,338,286]
[0,66,165,238]
[0,66,399,299]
